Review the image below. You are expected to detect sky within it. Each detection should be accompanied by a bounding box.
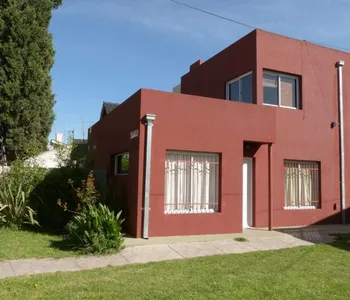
[49,0,350,140]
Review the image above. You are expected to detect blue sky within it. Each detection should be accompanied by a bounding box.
[49,0,350,140]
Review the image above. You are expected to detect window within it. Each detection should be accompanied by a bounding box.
[164,151,219,214]
[114,152,129,175]
[263,72,299,108]
[226,72,253,103]
[284,161,320,209]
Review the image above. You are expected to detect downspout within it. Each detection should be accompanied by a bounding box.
[142,114,156,239]
[336,61,346,224]
[268,143,273,231]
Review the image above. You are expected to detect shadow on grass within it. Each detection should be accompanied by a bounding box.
[328,233,350,251]
[49,237,84,254]
[274,207,350,251]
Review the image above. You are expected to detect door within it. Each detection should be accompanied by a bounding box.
[242,158,253,228]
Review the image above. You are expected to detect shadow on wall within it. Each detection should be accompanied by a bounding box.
[276,208,350,252]
[107,183,129,232]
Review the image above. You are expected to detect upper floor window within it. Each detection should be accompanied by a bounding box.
[114,152,129,175]
[263,71,299,109]
[226,72,253,104]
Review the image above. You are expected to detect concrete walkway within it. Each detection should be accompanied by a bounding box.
[0,225,349,279]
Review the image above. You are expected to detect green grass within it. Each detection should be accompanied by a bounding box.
[234,236,248,242]
[1,240,350,299]
[0,228,82,260]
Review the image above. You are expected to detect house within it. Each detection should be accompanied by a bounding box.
[88,29,350,238]
[100,102,119,119]
[26,133,88,169]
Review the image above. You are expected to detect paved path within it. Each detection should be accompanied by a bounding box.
[0,225,349,279]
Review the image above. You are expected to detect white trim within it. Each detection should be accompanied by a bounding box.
[263,103,297,110]
[284,206,317,210]
[242,157,253,228]
[263,71,299,109]
[226,71,253,101]
[165,209,216,214]
[167,150,218,157]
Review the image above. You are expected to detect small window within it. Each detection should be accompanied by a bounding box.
[165,151,219,214]
[263,72,299,108]
[226,72,253,103]
[114,152,129,175]
[284,161,320,209]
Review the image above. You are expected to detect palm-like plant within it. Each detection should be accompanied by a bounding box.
[0,180,39,228]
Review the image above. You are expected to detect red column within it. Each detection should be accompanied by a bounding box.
[268,143,273,231]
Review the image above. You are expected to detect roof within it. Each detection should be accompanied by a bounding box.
[100,102,119,119]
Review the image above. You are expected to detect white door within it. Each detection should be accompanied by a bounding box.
[242,158,253,228]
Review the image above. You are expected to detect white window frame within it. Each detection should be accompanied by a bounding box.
[263,71,300,109]
[225,71,253,102]
[114,152,129,175]
[164,151,220,214]
[284,160,320,210]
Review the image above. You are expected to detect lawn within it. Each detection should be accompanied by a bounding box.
[1,238,350,300]
[0,228,81,260]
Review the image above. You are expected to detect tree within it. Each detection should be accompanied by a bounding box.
[0,0,62,162]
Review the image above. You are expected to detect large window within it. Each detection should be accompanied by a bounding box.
[284,161,320,209]
[263,71,299,108]
[226,72,253,103]
[164,151,219,214]
[114,152,129,175]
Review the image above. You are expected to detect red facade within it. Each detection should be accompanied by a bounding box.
[89,30,350,237]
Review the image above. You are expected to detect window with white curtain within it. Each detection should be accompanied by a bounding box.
[164,151,219,214]
[284,161,320,209]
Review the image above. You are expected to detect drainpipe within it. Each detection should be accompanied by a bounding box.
[336,61,346,224]
[142,114,156,239]
[268,143,273,231]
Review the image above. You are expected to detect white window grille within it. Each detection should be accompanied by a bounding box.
[284,161,320,209]
[164,151,219,214]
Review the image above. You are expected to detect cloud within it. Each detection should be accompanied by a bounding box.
[55,0,350,48]
[54,0,251,42]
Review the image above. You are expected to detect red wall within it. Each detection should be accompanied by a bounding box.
[88,91,142,237]
[254,30,350,227]
[90,29,350,238]
[181,30,257,101]
[139,89,275,237]
[179,29,350,232]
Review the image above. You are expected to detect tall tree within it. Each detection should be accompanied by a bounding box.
[0,0,62,161]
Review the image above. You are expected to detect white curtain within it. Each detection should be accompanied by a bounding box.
[285,161,319,208]
[285,162,298,207]
[165,152,219,213]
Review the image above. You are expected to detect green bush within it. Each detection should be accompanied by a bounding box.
[0,160,47,197]
[0,180,39,229]
[66,203,124,253]
[31,167,87,232]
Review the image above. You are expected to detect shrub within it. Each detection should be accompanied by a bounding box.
[0,159,47,197]
[32,167,87,232]
[66,203,124,253]
[0,180,39,229]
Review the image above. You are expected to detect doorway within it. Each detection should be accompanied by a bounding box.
[242,157,253,228]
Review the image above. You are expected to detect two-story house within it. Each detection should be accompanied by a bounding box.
[88,29,350,238]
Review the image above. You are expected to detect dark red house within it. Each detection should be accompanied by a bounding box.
[88,29,350,238]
